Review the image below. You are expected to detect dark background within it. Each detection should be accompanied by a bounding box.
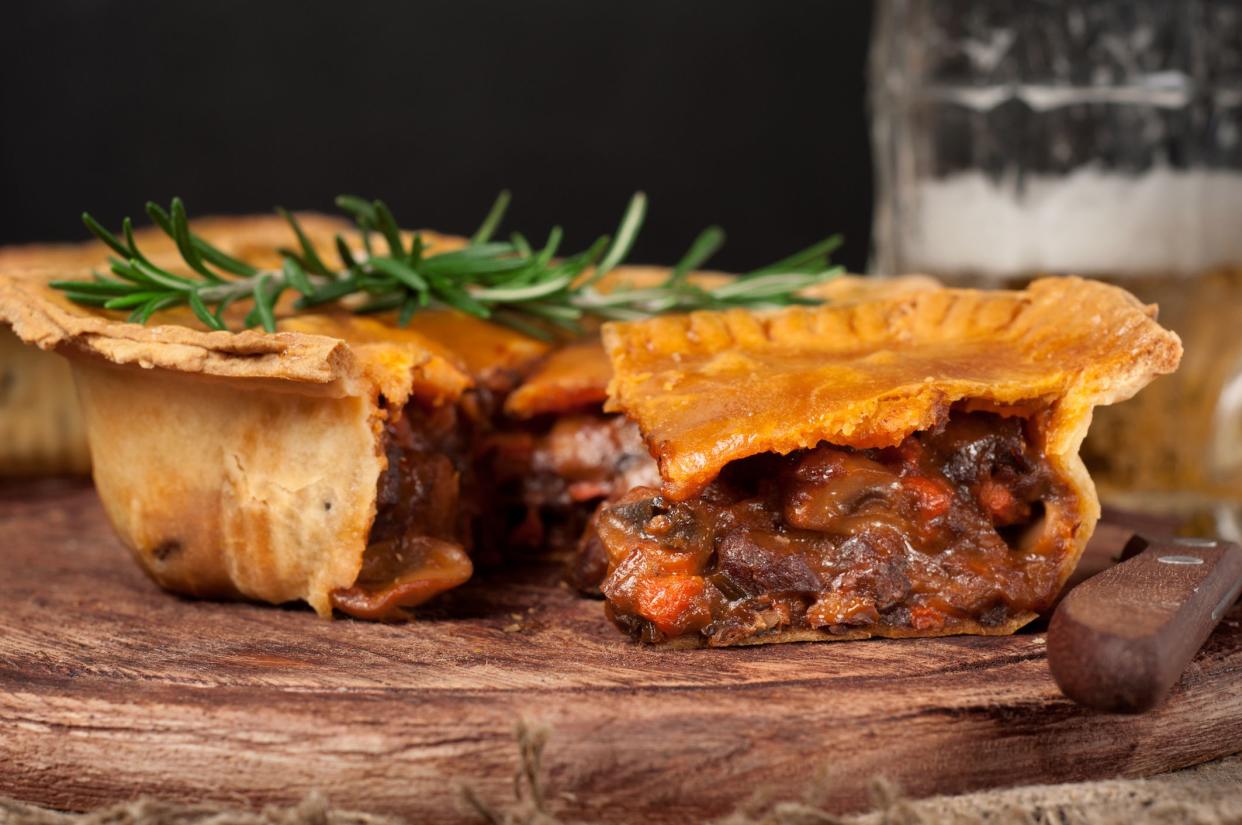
[0,1,875,273]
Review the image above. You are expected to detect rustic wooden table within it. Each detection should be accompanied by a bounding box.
[2,481,1240,824]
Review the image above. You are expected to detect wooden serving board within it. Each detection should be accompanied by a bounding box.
[2,481,1241,824]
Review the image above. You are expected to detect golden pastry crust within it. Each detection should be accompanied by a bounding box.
[603,277,1182,501]
[506,274,940,419]
[73,360,387,614]
[504,340,615,418]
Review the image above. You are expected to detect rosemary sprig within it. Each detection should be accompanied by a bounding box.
[51,194,843,339]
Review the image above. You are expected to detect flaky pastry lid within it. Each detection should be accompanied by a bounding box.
[505,274,941,419]
[603,277,1183,500]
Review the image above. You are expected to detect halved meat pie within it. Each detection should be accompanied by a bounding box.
[0,221,518,618]
[595,278,1181,645]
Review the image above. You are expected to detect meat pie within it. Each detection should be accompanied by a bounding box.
[594,278,1181,645]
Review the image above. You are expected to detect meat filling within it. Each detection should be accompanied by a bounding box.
[481,415,658,583]
[330,400,476,620]
[592,410,1078,646]
[332,399,657,619]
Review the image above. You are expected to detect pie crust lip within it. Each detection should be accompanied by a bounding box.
[601,276,1183,504]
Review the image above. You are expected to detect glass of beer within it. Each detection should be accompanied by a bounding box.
[870,0,1242,538]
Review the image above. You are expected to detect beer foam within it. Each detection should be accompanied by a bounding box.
[900,167,1242,277]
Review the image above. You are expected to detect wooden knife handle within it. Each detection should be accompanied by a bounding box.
[1047,536,1242,713]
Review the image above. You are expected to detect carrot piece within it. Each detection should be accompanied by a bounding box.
[567,480,612,502]
[902,475,952,520]
[634,575,709,636]
[910,605,946,631]
[806,593,880,629]
[979,478,1018,521]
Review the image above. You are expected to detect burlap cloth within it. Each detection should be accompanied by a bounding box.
[3,724,1240,825]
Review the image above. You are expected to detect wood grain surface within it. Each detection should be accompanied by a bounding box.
[1,481,1240,824]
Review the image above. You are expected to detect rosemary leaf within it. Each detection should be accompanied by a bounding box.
[512,301,583,330]
[583,305,651,321]
[122,218,154,266]
[194,235,259,277]
[108,258,156,286]
[58,291,113,307]
[297,275,362,308]
[472,274,573,303]
[510,232,532,258]
[131,259,197,291]
[136,294,181,324]
[429,242,514,260]
[523,300,583,320]
[282,257,314,296]
[573,286,675,308]
[252,274,277,333]
[421,253,528,278]
[372,201,406,259]
[189,290,226,330]
[583,192,646,287]
[355,292,405,315]
[48,279,134,296]
[144,202,174,236]
[532,226,563,269]
[746,234,843,277]
[334,235,358,270]
[102,291,168,309]
[556,236,610,278]
[89,272,130,287]
[667,226,725,286]
[81,213,132,259]
[214,292,240,325]
[425,272,490,318]
[368,257,428,294]
[397,294,419,326]
[471,190,511,244]
[277,207,333,276]
[53,192,844,337]
[334,195,378,225]
[167,199,222,282]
